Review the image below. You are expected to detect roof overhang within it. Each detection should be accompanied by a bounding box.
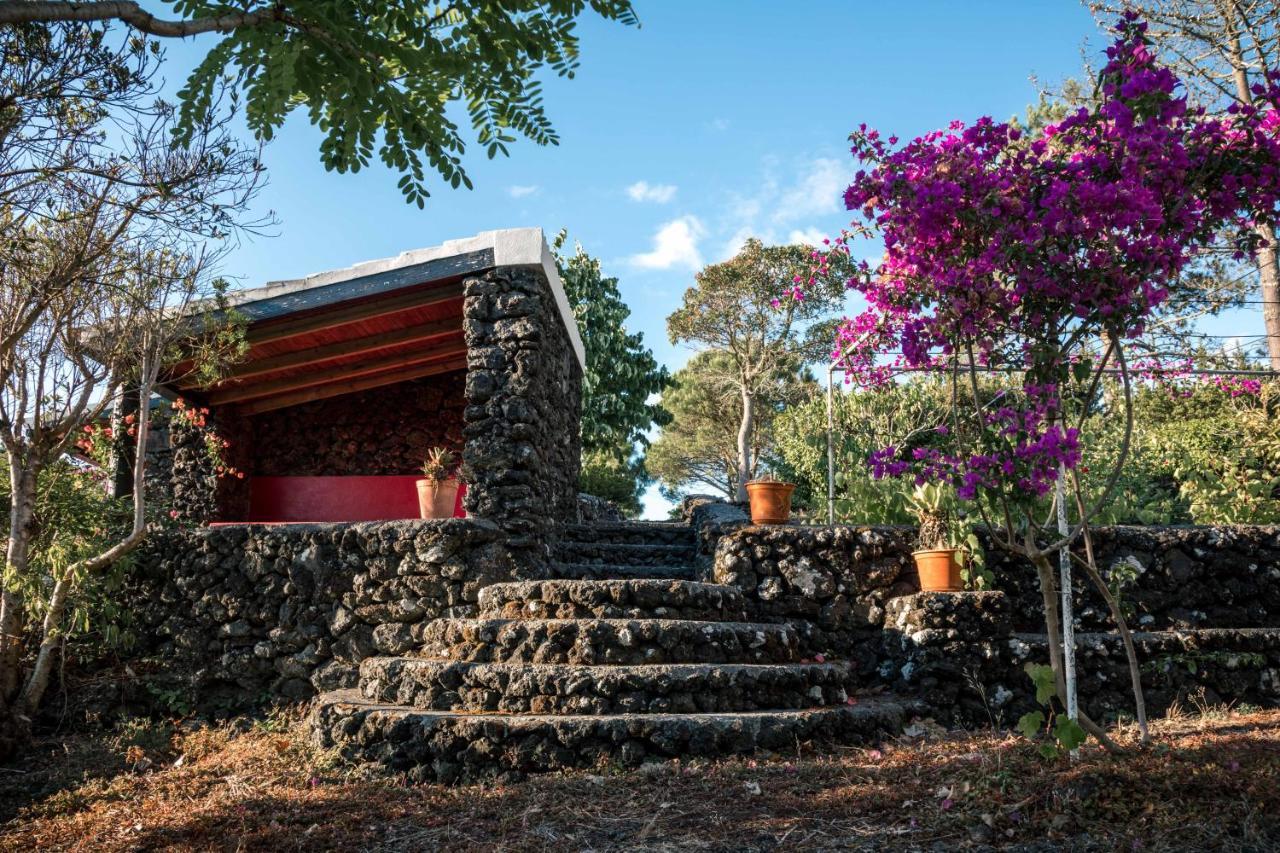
[162,228,585,415]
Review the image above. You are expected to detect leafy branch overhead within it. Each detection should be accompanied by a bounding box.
[0,1,640,206]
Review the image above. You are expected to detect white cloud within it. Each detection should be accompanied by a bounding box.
[718,226,755,261]
[787,227,828,246]
[708,118,730,132]
[626,181,678,204]
[629,216,705,271]
[772,158,845,225]
[507,184,539,198]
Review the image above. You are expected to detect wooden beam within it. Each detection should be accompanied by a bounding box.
[206,340,466,406]
[245,281,465,345]
[177,317,462,389]
[237,357,467,416]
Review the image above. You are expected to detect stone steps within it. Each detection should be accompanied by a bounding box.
[308,516,924,782]
[311,689,912,783]
[478,579,746,621]
[549,561,696,581]
[551,541,697,567]
[558,521,696,547]
[359,658,851,714]
[418,617,800,665]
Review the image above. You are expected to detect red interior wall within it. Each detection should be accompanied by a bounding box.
[245,476,465,522]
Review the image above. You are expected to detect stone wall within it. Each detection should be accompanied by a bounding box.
[710,522,1280,641]
[708,524,916,674]
[127,520,525,708]
[247,372,466,477]
[988,525,1280,632]
[461,266,583,545]
[881,592,1280,726]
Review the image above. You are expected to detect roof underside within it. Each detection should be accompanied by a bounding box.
[162,229,581,416]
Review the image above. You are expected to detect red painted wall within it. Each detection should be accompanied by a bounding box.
[244,476,465,522]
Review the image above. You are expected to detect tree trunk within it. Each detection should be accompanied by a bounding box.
[734,386,754,503]
[1223,2,1280,369]
[1256,225,1280,370]
[0,460,38,702]
[110,388,140,499]
[19,381,153,715]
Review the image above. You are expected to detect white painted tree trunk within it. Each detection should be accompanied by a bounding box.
[734,386,754,503]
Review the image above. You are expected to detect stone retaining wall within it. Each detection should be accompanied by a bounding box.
[710,522,1280,641]
[127,519,525,709]
[881,592,1280,726]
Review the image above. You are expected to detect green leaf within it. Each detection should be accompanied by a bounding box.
[1024,663,1058,706]
[1054,717,1088,752]
[1016,710,1045,740]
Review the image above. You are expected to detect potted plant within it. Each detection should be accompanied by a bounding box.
[906,483,987,591]
[417,446,459,520]
[744,472,796,525]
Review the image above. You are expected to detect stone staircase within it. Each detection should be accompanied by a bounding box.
[310,520,914,782]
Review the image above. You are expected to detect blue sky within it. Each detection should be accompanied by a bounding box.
[160,2,1266,517]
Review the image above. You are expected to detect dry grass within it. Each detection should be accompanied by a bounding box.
[1,706,1278,851]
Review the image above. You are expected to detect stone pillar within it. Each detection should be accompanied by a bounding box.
[461,266,583,553]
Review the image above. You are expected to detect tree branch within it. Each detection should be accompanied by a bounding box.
[0,1,284,37]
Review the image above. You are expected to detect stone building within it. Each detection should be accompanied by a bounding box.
[120,227,1280,783]
[154,228,583,549]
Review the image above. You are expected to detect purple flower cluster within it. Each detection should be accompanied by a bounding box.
[813,16,1280,506]
[867,385,1081,502]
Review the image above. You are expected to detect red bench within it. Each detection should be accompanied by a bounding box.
[232,475,466,523]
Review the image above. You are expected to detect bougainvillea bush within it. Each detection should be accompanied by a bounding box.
[813,15,1280,751]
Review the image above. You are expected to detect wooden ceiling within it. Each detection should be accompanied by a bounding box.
[167,276,468,416]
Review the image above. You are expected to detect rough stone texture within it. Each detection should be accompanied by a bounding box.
[248,373,465,477]
[126,519,520,707]
[310,690,912,783]
[359,659,851,714]
[1006,628,1280,723]
[478,579,747,621]
[881,592,1280,726]
[462,266,583,547]
[714,523,1280,638]
[880,591,1018,725]
[988,525,1280,632]
[548,562,696,582]
[558,521,696,547]
[553,541,696,568]
[682,495,750,567]
[577,493,624,523]
[711,525,916,668]
[417,618,801,665]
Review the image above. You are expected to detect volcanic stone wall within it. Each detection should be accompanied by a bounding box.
[461,266,583,546]
[710,523,1280,642]
[247,372,466,477]
[127,520,524,708]
[880,591,1280,726]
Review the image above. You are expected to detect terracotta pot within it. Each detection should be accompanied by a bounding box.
[913,548,964,592]
[416,477,459,520]
[745,480,796,525]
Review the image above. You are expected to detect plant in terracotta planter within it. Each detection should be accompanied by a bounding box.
[744,473,796,525]
[906,483,988,592]
[417,446,459,520]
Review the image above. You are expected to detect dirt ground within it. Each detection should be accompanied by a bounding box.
[1,704,1277,852]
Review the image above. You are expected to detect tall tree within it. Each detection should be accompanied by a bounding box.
[556,232,670,458]
[1088,1,1280,368]
[0,23,260,754]
[647,351,816,500]
[555,233,669,513]
[0,1,639,206]
[667,239,849,501]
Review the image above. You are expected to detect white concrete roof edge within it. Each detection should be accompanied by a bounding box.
[222,227,585,370]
